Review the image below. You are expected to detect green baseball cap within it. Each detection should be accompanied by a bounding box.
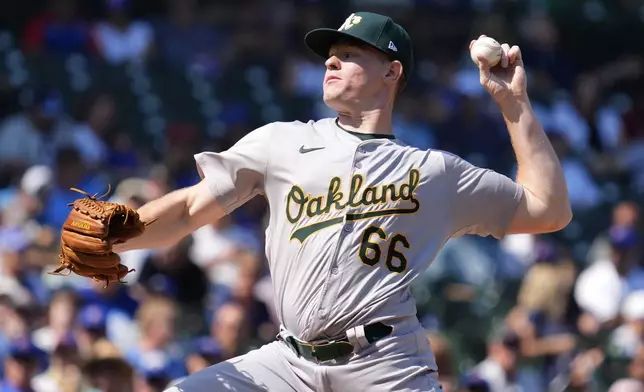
[304,12,414,80]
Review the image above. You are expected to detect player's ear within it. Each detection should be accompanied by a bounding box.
[384,60,403,86]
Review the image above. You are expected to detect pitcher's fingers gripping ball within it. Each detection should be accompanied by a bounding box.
[49,186,156,287]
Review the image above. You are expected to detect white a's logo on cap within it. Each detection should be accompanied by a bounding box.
[339,13,362,31]
[388,41,398,51]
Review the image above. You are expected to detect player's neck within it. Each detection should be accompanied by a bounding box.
[336,109,393,135]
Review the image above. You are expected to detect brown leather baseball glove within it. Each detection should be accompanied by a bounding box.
[49,187,155,287]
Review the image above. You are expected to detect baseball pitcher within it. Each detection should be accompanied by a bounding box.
[56,11,571,392]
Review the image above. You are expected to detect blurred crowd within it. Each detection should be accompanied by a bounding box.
[0,0,643,391]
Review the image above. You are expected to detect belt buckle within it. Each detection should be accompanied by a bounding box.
[310,339,354,363]
[310,343,321,363]
[310,340,332,364]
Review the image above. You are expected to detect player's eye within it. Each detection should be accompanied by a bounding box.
[341,52,355,60]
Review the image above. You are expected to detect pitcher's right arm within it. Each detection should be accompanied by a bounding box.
[114,123,274,253]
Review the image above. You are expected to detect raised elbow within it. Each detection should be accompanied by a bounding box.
[543,204,572,233]
[558,205,573,229]
[510,190,573,234]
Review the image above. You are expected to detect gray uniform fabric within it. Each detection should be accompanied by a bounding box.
[170,117,522,392]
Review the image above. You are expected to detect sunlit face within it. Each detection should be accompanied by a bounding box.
[322,41,399,111]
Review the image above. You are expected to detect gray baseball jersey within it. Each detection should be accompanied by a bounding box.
[195,117,523,343]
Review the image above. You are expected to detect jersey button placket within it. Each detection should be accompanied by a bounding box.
[316,220,350,322]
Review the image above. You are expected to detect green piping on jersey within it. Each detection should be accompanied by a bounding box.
[288,169,420,242]
[335,118,396,141]
[346,131,395,141]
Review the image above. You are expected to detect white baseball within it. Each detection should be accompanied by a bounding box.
[470,36,503,67]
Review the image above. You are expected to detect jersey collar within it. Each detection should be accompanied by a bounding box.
[335,118,396,141]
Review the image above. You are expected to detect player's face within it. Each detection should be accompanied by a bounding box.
[322,42,393,110]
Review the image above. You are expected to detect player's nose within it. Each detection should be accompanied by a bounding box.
[325,55,340,71]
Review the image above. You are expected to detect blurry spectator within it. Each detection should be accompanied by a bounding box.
[575,225,643,334]
[540,73,622,156]
[427,332,455,392]
[153,0,223,75]
[125,295,184,379]
[609,291,644,358]
[107,133,141,178]
[22,0,94,55]
[75,280,138,319]
[69,92,116,167]
[618,91,644,192]
[145,165,172,199]
[137,236,208,314]
[70,281,139,353]
[0,298,30,377]
[228,260,276,345]
[0,87,73,171]
[418,234,498,289]
[458,374,490,392]
[93,0,154,65]
[470,329,521,392]
[109,177,159,207]
[184,337,222,375]
[80,357,133,392]
[1,337,43,392]
[132,350,172,392]
[587,201,640,266]
[0,297,27,332]
[210,302,249,360]
[567,348,605,391]
[229,196,269,238]
[74,304,108,359]
[39,146,107,231]
[89,338,121,360]
[190,214,261,292]
[252,272,277,328]
[1,164,51,233]
[613,201,641,228]
[31,290,78,354]
[163,338,221,392]
[630,349,644,384]
[0,236,33,308]
[509,255,577,390]
[163,123,201,189]
[32,334,82,392]
[0,166,56,306]
[500,234,538,270]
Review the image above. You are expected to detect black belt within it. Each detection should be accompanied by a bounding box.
[280,322,393,363]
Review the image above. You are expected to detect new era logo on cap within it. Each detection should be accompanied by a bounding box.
[388,41,397,52]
